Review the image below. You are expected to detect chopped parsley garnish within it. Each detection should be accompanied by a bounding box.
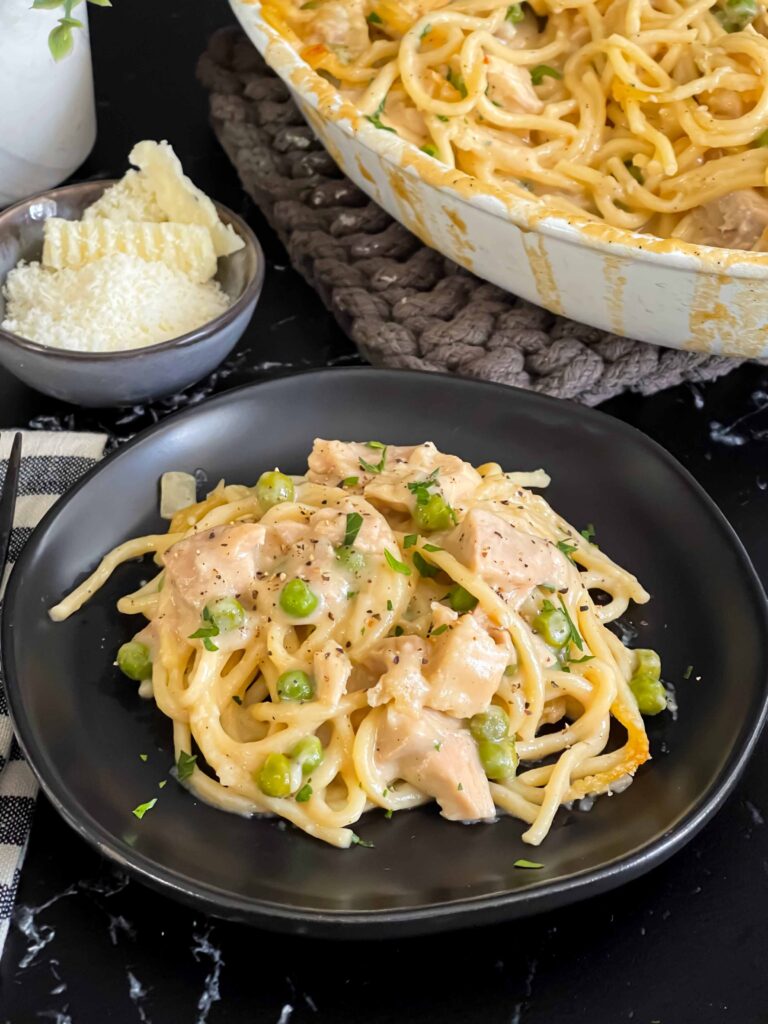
[420,22,432,38]
[567,654,594,665]
[296,783,313,803]
[366,10,382,23]
[436,114,450,122]
[366,99,396,133]
[350,833,375,848]
[393,625,404,636]
[158,780,167,789]
[457,782,464,791]
[624,160,644,184]
[513,858,543,869]
[434,740,442,751]
[421,143,439,158]
[558,596,584,651]
[139,753,148,762]
[176,750,198,782]
[386,599,393,611]
[404,534,418,548]
[556,539,578,560]
[344,511,364,547]
[367,440,386,449]
[413,551,439,578]
[132,798,157,820]
[580,523,596,542]
[683,664,694,679]
[430,624,450,637]
[384,808,393,819]
[359,443,388,473]
[347,590,358,600]
[530,64,562,85]
[341,475,359,488]
[423,543,443,552]
[506,3,525,21]
[504,664,517,676]
[446,67,468,97]
[385,549,411,575]
[189,606,220,652]
[232,695,243,705]
[407,468,440,505]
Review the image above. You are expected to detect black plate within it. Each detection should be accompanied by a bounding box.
[5,368,768,937]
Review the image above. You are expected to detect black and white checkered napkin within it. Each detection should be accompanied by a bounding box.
[0,430,107,954]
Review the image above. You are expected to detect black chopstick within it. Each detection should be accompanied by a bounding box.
[0,433,22,580]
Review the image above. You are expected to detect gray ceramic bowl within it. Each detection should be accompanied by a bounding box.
[0,180,264,407]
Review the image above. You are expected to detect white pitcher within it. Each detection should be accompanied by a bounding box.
[0,0,96,207]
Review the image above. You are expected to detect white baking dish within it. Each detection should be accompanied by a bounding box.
[231,0,768,358]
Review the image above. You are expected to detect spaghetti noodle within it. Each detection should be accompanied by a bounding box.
[262,0,768,249]
[50,440,666,848]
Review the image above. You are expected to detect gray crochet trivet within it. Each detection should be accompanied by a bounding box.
[198,26,742,405]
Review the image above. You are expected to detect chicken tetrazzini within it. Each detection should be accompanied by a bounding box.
[49,440,667,848]
[263,0,768,251]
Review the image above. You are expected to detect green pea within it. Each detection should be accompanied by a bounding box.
[291,735,324,774]
[630,675,668,716]
[629,648,666,715]
[533,604,570,647]
[506,3,525,22]
[634,648,661,680]
[279,578,319,617]
[470,705,509,742]
[207,596,246,633]
[413,494,455,532]
[117,641,152,681]
[477,738,518,780]
[277,669,315,702]
[448,584,478,612]
[715,0,757,30]
[256,470,294,510]
[336,545,366,576]
[257,753,292,798]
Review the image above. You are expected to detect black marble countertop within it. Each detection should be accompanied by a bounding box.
[3,3,768,1021]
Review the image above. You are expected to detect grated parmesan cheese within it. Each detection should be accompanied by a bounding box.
[1,254,230,353]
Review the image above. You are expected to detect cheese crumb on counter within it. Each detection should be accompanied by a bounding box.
[1,254,230,353]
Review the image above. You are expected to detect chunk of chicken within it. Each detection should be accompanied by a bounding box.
[486,58,543,114]
[425,613,507,717]
[307,506,394,554]
[376,706,495,821]
[307,439,482,515]
[366,635,430,713]
[307,439,415,487]
[306,0,369,58]
[313,640,352,706]
[671,189,768,252]
[365,611,505,717]
[443,508,569,602]
[161,523,267,638]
